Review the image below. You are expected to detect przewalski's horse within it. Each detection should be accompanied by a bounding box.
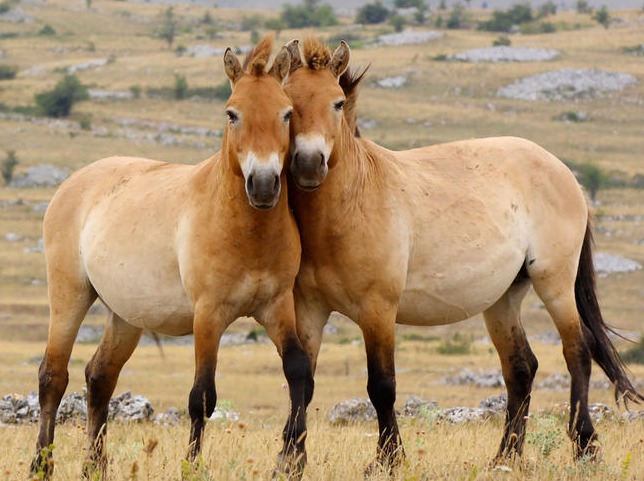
[32,36,312,479]
[284,38,642,473]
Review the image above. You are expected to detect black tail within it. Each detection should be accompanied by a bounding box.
[575,221,643,407]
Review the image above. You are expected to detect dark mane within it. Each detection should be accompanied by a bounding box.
[339,66,369,138]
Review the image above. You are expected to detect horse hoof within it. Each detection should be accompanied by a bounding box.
[82,457,107,480]
[577,441,602,463]
[30,454,54,480]
[272,451,306,480]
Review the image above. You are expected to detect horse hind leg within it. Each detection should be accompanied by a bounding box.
[529,254,599,460]
[83,311,142,479]
[32,271,97,478]
[483,278,537,462]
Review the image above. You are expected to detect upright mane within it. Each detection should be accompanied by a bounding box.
[243,35,274,76]
[302,37,332,70]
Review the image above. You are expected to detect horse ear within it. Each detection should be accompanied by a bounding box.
[285,39,303,73]
[329,41,350,78]
[269,46,291,83]
[224,48,243,85]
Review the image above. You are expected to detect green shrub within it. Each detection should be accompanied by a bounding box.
[623,44,644,56]
[578,161,607,202]
[493,35,511,46]
[356,1,389,25]
[592,6,610,29]
[446,4,466,29]
[527,415,564,457]
[173,73,188,100]
[281,0,337,28]
[576,0,592,14]
[2,150,18,185]
[129,85,142,98]
[479,4,534,32]
[0,64,18,80]
[38,24,56,36]
[78,114,92,131]
[0,1,13,15]
[389,14,407,32]
[437,333,471,355]
[35,74,89,118]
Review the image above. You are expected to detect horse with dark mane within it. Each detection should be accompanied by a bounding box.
[32,36,312,479]
[283,37,642,474]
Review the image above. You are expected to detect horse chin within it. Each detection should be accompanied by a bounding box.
[296,182,321,192]
[293,175,325,191]
[249,199,278,211]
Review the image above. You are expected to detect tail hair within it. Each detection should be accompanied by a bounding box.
[575,221,643,407]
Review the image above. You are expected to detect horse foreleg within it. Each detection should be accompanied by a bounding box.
[360,304,403,475]
[483,281,536,462]
[261,291,313,480]
[32,282,96,479]
[186,304,226,464]
[83,312,142,479]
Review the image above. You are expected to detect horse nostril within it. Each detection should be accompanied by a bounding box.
[273,175,280,192]
[293,152,300,165]
[319,153,325,168]
[246,174,254,193]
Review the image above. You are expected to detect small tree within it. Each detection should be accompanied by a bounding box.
[35,74,89,118]
[2,150,18,185]
[173,74,188,100]
[159,7,178,48]
[389,13,407,32]
[356,1,389,25]
[576,1,592,14]
[281,0,337,28]
[579,162,607,202]
[447,4,465,29]
[592,6,610,29]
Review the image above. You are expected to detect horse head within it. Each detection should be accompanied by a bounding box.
[283,38,351,190]
[223,37,293,210]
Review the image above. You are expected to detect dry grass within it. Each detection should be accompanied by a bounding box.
[2,337,643,481]
[1,1,643,479]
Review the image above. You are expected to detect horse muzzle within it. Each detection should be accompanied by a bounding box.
[245,171,281,210]
[290,150,328,191]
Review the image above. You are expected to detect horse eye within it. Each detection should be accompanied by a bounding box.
[226,110,239,125]
[333,100,345,111]
[283,110,293,123]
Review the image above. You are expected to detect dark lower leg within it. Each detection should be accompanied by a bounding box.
[564,339,598,459]
[277,339,314,475]
[363,335,403,470]
[32,352,70,477]
[187,374,216,461]
[497,344,538,459]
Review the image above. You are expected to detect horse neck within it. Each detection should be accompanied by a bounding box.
[291,119,384,226]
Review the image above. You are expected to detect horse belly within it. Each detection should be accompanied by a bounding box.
[397,247,525,326]
[81,221,194,335]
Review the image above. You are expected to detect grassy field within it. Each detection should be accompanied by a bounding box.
[0,0,643,479]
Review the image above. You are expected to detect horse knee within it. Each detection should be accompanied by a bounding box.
[38,358,68,400]
[367,375,396,412]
